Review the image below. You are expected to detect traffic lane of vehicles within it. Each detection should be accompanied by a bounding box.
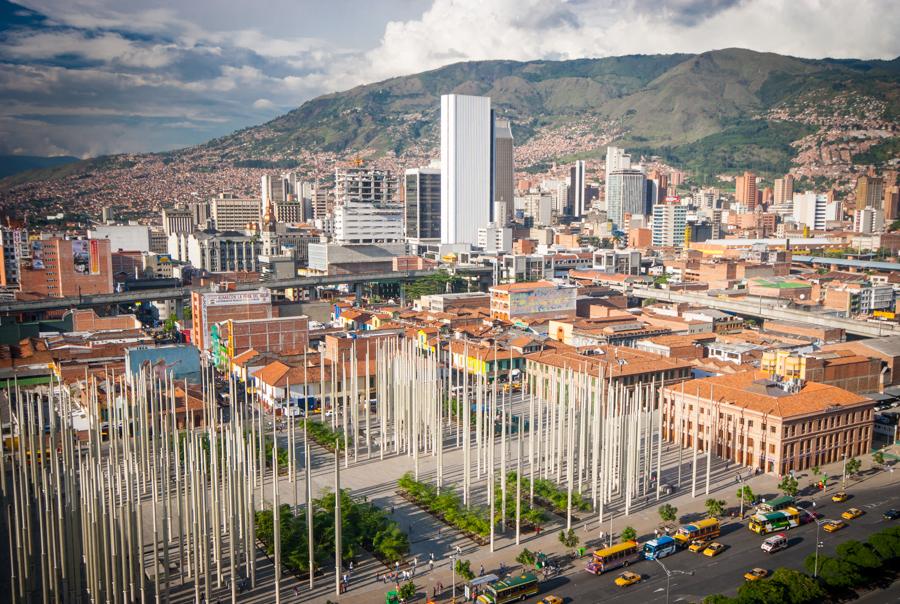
[551,484,899,603]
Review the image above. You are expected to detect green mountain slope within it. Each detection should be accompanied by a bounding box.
[3,48,899,196]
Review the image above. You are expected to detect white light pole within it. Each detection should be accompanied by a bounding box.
[653,557,693,604]
[841,453,847,490]
[801,507,824,578]
[449,553,456,602]
[737,473,745,520]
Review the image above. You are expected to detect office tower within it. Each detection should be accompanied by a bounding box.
[792,192,835,231]
[0,226,27,288]
[161,206,193,236]
[17,238,113,297]
[101,206,115,223]
[493,119,514,224]
[735,171,758,209]
[854,207,884,234]
[762,187,773,206]
[334,200,403,244]
[645,179,659,215]
[567,160,586,217]
[334,166,396,205]
[652,200,688,248]
[606,169,647,228]
[261,174,288,208]
[274,199,306,223]
[605,146,631,185]
[855,175,885,209]
[405,167,442,240]
[209,193,262,231]
[441,94,492,245]
[189,201,210,228]
[884,186,900,221]
[774,174,794,205]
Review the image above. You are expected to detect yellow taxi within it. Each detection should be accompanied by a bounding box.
[841,508,864,520]
[744,568,769,582]
[615,571,642,587]
[832,492,849,503]
[823,519,847,533]
[537,597,563,604]
[703,542,727,557]
[688,539,711,553]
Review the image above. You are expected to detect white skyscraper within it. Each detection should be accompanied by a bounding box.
[441,94,492,245]
[569,160,586,217]
[605,146,632,185]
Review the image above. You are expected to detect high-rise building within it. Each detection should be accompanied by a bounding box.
[605,146,631,185]
[273,200,306,224]
[17,238,113,298]
[333,199,403,244]
[162,206,194,236]
[884,185,900,221]
[210,193,262,232]
[856,175,885,210]
[773,175,795,206]
[735,171,758,210]
[0,226,27,289]
[101,206,115,223]
[261,174,287,208]
[793,192,838,231]
[493,120,514,224]
[568,160,586,217]
[652,199,688,248]
[854,207,884,234]
[190,201,210,228]
[441,94,492,245]
[607,169,647,228]
[404,167,442,241]
[334,166,396,205]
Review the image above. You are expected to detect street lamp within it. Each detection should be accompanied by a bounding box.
[800,507,824,578]
[737,473,745,520]
[449,553,456,603]
[653,557,694,604]
[841,452,848,489]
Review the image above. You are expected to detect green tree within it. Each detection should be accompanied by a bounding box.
[558,528,579,552]
[455,559,475,581]
[868,530,900,562]
[703,596,734,604]
[811,465,820,476]
[804,554,862,589]
[705,498,726,518]
[736,486,755,506]
[768,568,824,604]
[658,504,678,523]
[736,576,786,604]
[516,548,536,568]
[777,475,799,497]
[182,306,192,320]
[399,581,416,600]
[845,457,862,476]
[872,451,884,466]
[836,540,881,576]
[162,315,177,334]
[620,526,637,542]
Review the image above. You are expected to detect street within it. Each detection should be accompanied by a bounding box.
[537,482,900,603]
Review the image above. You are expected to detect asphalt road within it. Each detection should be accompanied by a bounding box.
[537,482,900,603]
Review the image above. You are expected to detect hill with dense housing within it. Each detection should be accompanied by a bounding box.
[2,48,898,211]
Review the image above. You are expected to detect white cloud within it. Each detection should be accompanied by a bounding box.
[252,98,275,110]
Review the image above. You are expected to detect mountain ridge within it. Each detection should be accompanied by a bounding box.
[2,48,898,205]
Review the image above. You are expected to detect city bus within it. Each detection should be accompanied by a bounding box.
[642,535,677,560]
[758,495,795,513]
[749,507,801,534]
[673,518,720,548]
[475,572,540,604]
[585,540,641,574]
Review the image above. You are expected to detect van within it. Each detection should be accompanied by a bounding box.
[761,534,788,553]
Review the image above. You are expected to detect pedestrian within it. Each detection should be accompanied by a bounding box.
[391,505,395,514]
[294,586,300,597]
[430,552,435,563]
[395,561,400,572]
[479,564,484,577]
[429,559,434,572]
[349,560,354,573]
[433,586,437,598]
[456,545,462,556]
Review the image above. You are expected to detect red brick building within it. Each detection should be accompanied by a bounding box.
[17,238,113,298]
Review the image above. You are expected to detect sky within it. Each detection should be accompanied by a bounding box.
[1,0,898,158]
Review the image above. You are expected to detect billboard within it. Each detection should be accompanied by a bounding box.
[72,240,90,275]
[125,345,201,383]
[28,240,44,270]
[89,239,100,274]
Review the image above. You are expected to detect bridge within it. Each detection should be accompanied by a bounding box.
[629,286,900,338]
[0,270,443,314]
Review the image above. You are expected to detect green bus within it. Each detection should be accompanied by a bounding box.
[476,572,540,603]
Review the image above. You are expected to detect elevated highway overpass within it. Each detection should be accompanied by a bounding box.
[0,270,442,314]
[629,286,900,338]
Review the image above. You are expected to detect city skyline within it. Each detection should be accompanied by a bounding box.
[1,0,899,157]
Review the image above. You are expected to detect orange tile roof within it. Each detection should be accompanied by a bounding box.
[231,348,260,366]
[252,360,291,386]
[665,370,871,418]
[526,347,691,378]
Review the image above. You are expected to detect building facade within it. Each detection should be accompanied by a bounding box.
[660,371,875,475]
[490,281,577,321]
[652,200,687,247]
[441,94,492,245]
[493,120,514,224]
[607,169,646,227]
[210,193,262,232]
[190,288,273,351]
[17,237,113,298]
[334,199,404,244]
[404,167,441,240]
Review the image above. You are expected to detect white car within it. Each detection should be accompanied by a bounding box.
[761,534,788,553]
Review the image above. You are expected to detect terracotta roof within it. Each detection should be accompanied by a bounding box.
[448,341,523,362]
[664,370,872,418]
[252,360,291,386]
[231,348,260,366]
[526,347,691,378]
